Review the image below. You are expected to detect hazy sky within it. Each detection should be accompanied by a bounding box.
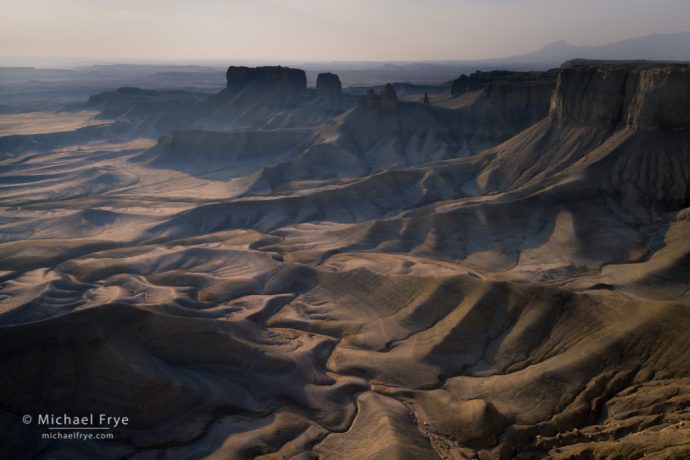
[2,0,690,63]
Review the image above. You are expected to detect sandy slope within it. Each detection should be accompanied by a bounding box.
[0,62,689,459]
[0,111,109,136]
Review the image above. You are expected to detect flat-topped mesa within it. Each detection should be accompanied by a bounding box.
[451,70,557,118]
[316,72,342,98]
[550,60,690,130]
[451,70,557,96]
[225,66,307,92]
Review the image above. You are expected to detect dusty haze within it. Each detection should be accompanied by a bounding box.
[1,1,690,458]
[2,0,690,62]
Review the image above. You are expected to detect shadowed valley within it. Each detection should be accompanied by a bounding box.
[0,61,689,459]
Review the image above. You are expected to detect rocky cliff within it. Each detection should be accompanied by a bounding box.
[3,59,690,460]
[446,70,557,138]
[451,70,557,113]
[451,70,556,96]
[316,72,342,98]
[477,60,690,216]
[551,60,690,130]
[225,66,307,92]
[357,83,399,112]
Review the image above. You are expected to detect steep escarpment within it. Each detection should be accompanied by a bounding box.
[294,75,561,179]
[451,69,557,98]
[208,62,690,278]
[196,66,350,131]
[225,66,307,92]
[310,62,686,278]
[477,61,690,212]
[316,72,343,99]
[138,73,558,186]
[321,86,463,168]
[83,66,350,134]
[552,60,690,130]
[449,70,557,120]
[144,62,690,238]
[241,86,478,187]
[2,61,689,460]
[437,70,558,148]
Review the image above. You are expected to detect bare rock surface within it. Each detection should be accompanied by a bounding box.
[0,61,689,459]
[316,72,343,99]
[225,65,307,92]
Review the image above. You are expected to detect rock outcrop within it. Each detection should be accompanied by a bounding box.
[225,66,307,92]
[552,60,690,130]
[358,88,378,109]
[3,59,690,460]
[451,69,558,97]
[381,83,398,112]
[316,72,342,98]
[476,60,690,215]
[450,70,557,127]
[357,83,399,112]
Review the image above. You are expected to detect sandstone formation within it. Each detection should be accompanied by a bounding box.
[316,72,342,98]
[225,65,307,92]
[478,60,690,201]
[358,88,378,109]
[381,83,398,111]
[553,60,690,129]
[450,69,556,120]
[356,83,399,112]
[1,61,689,459]
[451,69,558,97]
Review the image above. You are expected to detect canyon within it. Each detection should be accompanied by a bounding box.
[0,60,688,459]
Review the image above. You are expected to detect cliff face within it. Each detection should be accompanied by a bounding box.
[451,70,557,117]
[550,60,690,130]
[357,84,399,112]
[225,66,307,92]
[316,72,342,98]
[478,61,690,215]
[451,70,557,96]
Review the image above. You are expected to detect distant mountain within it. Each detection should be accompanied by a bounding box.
[500,30,690,66]
[303,31,690,83]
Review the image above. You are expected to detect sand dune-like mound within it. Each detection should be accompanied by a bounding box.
[0,302,363,456]
[1,61,689,458]
[1,262,688,458]
[0,208,155,242]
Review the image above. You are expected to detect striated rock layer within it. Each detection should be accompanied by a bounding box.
[0,61,689,459]
[553,59,690,129]
[451,69,557,119]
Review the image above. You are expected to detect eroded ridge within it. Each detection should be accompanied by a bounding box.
[0,61,689,459]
